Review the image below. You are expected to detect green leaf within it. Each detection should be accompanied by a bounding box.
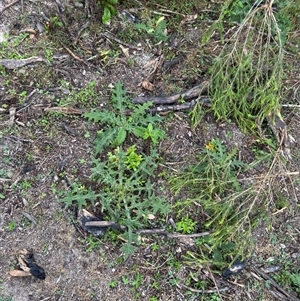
[95,128,117,154]
[90,157,106,180]
[84,110,103,122]
[111,81,126,112]
[84,110,117,125]
[131,101,152,116]
[290,274,300,288]
[120,242,137,259]
[102,6,111,24]
[151,196,170,215]
[106,0,118,4]
[114,128,127,145]
[105,3,117,16]
[135,23,149,32]
[133,126,146,138]
[146,123,153,133]
[59,189,100,210]
[58,193,74,208]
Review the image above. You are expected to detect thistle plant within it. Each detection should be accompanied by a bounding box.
[84,81,163,154]
[60,82,168,258]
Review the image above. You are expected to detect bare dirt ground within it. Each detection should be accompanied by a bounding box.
[0,1,300,301]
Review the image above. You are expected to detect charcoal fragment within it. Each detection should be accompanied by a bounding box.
[80,210,107,237]
[28,262,46,280]
[22,249,46,280]
[21,165,36,174]
[222,260,247,278]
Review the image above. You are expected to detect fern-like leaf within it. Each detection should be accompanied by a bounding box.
[84,110,117,125]
[111,81,126,112]
[59,188,99,210]
[94,128,117,154]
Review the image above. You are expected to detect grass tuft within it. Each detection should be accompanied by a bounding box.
[209,1,284,134]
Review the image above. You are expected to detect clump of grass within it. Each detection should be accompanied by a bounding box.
[171,131,297,270]
[209,1,284,134]
[170,138,272,262]
[182,1,296,268]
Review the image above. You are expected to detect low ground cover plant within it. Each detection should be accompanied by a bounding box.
[59,82,168,257]
[170,138,267,264]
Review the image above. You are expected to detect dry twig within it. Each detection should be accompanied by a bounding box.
[0,0,20,15]
[60,43,105,73]
[132,82,209,104]
[102,31,142,50]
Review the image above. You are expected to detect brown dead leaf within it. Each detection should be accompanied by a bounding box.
[180,14,198,25]
[22,28,36,40]
[23,28,36,34]
[147,214,156,220]
[119,44,130,57]
[132,209,155,220]
[142,80,154,91]
[143,58,159,69]
[8,270,31,277]
[18,252,31,272]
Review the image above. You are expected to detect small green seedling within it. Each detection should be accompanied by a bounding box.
[86,234,101,252]
[6,221,16,232]
[176,215,197,234]
[133,123,165,145]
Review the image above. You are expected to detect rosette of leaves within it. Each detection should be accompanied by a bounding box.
[84,81,163,154]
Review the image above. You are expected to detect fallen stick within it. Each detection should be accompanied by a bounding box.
[149,96,211,113]
[252,266,300,301]
[102,31,142,50]
[0,57,48,69]
[60,43,105,73]
[180,283,230,294]
[82,220,210,239]
[132,81,209,104]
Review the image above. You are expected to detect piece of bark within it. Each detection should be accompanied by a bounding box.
[84,220,126,230]
[132,82,209,104]
[149,97,211,113]
[19,249,46,280]
[0,57,49,69]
